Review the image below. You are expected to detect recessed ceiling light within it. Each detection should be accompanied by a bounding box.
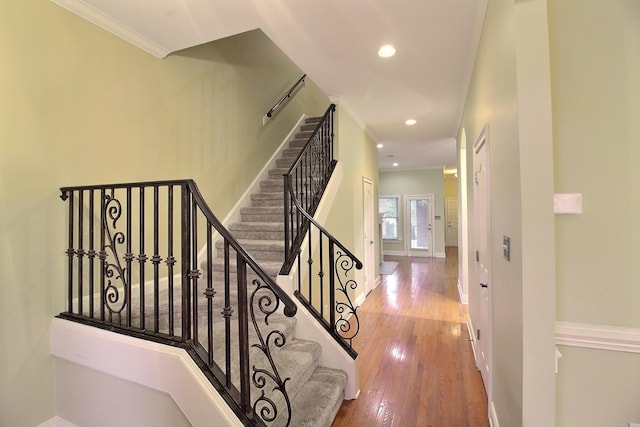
[393,162,399,167]
[405,119,417,125]
[377,143,383,148]
[378,44,396,58]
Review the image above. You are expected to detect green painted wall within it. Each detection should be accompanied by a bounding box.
[324,104,380,304]
[550,0,640,425]
[0,1,330,425]
[460,0,524,424]
[459,0,556,425]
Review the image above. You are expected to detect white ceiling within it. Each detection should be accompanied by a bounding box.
[54,0,487,171]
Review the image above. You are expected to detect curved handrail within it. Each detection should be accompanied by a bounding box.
[285,177,362,270]
[266,74,306,118]
[279,103,363,355]
[285,103,335,177]
[60,179,297,318]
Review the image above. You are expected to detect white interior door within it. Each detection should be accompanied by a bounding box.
[445,197,458,247]
[363,177,376,295]
[404,195,434,257]
[473,127,492,402]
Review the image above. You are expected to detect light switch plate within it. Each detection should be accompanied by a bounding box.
[554,193,582,214]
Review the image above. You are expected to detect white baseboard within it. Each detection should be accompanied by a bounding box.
[489,401,500,427]
[555,322,640,353]
[355,290,366,308]
[37,416,78,427]
[382,250,446,258]
[467,316,478,362]
[382,250,405,256]
[457,279,468,304]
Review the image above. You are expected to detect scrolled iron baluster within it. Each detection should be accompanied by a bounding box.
[102,191,128,315]
[334,251,360,348]
[249,278,292,426]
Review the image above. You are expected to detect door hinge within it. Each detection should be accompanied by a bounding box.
[476,250,479,262]
[476,329,481,340]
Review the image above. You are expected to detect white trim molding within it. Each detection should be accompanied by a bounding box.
[489,401,500,427]
[50,0,170,59]
[555,321,640,353]
[457,279,469,304]
[38,417,78,427]
[50,318,243,427]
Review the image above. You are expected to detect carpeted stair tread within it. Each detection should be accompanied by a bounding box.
[240,206,282,214]
[229,222,284,240]
[287,367,349,427]
[230,222,284,232]
[251,191,284,200]
[268,168,290,178]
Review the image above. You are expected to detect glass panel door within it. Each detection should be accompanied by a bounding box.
[405,195,434,257]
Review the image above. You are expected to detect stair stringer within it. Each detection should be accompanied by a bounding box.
[49,318,244,427]
[276,162,361,400]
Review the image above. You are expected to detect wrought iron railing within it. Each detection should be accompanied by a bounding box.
[281,104,362,358]
[59,179,297,426]
[282,104,336,271]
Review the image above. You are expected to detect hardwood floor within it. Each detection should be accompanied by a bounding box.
[332,248,489,427]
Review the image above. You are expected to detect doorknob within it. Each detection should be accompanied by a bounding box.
[480,283,488,288]
[370,240,374,244]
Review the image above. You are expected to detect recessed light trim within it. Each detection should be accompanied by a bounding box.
[377,143,383,148]
[378,44,396,58]
[405,119,417,125]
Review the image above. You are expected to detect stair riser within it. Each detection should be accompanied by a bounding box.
[289,139,308,148]
[241,212,282,222]
[268,169,288,179]
[251,198,284,208]
[251,192,284,201]
[216,247,284,262]
[300,123,319,132]
[295,131,313,139]
[260,181,285,192]
[276,158,296,168]
[283,148,304,157]
[231,230,284,240]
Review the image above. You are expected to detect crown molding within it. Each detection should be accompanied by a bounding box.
[51,0,170,59]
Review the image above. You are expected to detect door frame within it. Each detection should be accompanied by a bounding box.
[472,125,493,408]
[363,177,376,295]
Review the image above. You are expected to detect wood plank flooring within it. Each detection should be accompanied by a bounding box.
[332,248,489,427]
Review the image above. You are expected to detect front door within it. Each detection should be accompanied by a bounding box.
[445,197,458,247]
[405,195,434,257]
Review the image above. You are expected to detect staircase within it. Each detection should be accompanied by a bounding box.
[208,117,348,427]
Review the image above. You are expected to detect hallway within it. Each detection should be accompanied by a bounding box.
[332,249,489,426]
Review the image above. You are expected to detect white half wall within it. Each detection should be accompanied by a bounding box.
[49,318,242,427]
